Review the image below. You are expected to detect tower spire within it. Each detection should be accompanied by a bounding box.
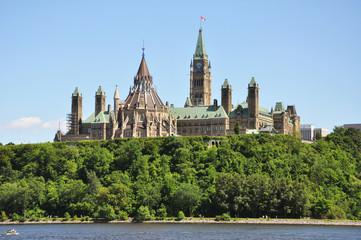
[194,28,207,60]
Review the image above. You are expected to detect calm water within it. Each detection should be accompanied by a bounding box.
[0,223,361,240]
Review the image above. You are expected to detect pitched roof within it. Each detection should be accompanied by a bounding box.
[114,85,119,99]
[82,111,113,125]
[194,28,207,60]
[96,86,105,96]
[249,77,257,87]
[136,56,151,79]
[124,55,165,110]
[72,87,81,96]
[274,102,285,113]
[184,97,193,107]
[169,105,228,120]
[222,79,231,89]
[229,102,272,120]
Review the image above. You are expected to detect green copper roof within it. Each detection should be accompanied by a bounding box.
[169,105,228,120]
[184,97,193,107]
[96,86,105,96]
[274,102,285,113]
[222,79,231,89]
[229,102,272,120]
[249,77,257,87]
[194,28,207,60]
[82,111,113,125]
[72,87,81,96]
[229,102,248,118]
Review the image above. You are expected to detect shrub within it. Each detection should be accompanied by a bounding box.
[135,206,152,221]
[29,215,38,221]
[64,212,71,221]
[11,213,20,221]
[177,211,185,221]
[19,216,26,222]
[0,211,8,222]
[221,213,231,221]
[117,211,128,221]
[97,204,116,221]
[156,206,167,220]
[81,216,90,221]
[215,215,222,221]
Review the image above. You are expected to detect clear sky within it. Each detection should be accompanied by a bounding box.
[1,0,360,144]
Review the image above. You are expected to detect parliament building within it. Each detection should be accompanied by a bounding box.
[55,28,300,142]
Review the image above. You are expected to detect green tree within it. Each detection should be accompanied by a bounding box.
[177,211,185,220]
[135,205,152,221]
[83,146,113,178]
[97,204,116,221]
[234,122,240,134]
[171,183,202,217]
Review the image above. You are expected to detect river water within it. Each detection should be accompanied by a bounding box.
[0,223,360,240]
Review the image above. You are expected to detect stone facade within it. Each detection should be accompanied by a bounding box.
[55,27,301,142]
[190,28,212,106]
[55,53,176,142]
[169,100,229,137]
[171,28,300,137]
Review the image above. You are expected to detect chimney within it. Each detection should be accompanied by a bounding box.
[213,99,217,111]
[108,104,111,113]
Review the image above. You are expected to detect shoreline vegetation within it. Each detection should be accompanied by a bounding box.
[1,218,361,226]
[1,127,361,223]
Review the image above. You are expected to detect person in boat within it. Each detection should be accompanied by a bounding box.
[6,228,19,235]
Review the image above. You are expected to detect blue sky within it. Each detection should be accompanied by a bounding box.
[1,0,360,144]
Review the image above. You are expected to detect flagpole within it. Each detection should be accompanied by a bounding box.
[200,16,201,29]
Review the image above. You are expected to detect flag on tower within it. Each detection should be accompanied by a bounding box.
[201,16,206,21]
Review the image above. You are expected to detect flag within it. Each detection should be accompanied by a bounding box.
[201,16,206,21]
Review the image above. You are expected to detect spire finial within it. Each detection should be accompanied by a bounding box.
[142,39,145,57]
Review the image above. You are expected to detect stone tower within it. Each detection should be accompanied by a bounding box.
[221,79,232,115]
[190,28,212,106]
[114,85,120,120]
[70,87,82,135]
[95,86,106,116]
[247,77,259,129]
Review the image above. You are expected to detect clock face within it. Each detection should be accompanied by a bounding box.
[196,62,202,69]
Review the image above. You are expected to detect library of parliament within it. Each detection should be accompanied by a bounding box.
[55,28,300,142]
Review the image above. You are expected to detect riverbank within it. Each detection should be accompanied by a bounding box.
[1,218,361,226]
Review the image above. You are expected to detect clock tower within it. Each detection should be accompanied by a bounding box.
[190,28,212,106]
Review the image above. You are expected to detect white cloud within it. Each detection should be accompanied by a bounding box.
[42,118,67,133]
[0,117,68,144]
[0,117,42,130]
[0,117,67,132]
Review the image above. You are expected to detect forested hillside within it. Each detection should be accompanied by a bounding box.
[1,127,361,221]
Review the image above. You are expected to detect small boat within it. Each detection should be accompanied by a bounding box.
[5,228,19,235]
